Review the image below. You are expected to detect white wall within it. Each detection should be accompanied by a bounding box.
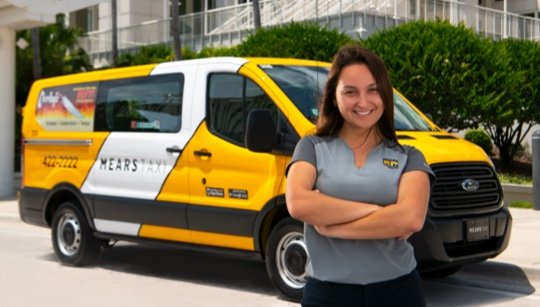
[0,27,15,195]
[99,0,167,30]
[492,0,539,14]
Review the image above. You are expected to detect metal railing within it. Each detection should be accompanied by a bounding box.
[79,0,540,65]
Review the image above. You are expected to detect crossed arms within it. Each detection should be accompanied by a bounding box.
[285,161,431,240]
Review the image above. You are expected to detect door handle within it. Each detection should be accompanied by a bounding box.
[166,146,183,154]
[194,150,212,157]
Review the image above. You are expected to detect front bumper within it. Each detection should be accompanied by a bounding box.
[410,207,512,271]
[19,187,49,227]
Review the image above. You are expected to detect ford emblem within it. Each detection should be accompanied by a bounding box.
[461,179,480,192]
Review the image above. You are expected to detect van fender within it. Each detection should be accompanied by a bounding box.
[43,183,95,229]
[253,194,291,254]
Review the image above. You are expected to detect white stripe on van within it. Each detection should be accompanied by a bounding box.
[81,132,180,199]
[94,218,141,236]
[81,60,245,200]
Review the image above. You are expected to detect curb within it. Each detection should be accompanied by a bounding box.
[502,183,533,204]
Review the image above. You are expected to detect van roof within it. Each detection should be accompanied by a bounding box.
[31,57,330,88]
[153,56,329,71]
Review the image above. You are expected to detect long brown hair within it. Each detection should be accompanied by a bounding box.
[316,45,397,144]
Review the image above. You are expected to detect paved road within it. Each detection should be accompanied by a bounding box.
[1,198,539,306]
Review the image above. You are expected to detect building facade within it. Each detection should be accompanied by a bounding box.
[69,0,540,67]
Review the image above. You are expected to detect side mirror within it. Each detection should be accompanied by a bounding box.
[245,109,277,153]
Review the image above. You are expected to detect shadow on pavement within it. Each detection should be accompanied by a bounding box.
[40,241,537,305]
[93,242,280,296]
[424,261,536,306]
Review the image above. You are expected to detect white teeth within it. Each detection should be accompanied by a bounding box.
[355,110,371,116]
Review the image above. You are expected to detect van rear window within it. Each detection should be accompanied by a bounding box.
[94,74,184,133]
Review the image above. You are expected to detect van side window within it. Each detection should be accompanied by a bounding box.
[208,73,278,146]
[94,74,184,132]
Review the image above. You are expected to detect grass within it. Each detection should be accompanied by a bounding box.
[509,201,533,209]
[495,160,533,209]
[497,173,532,185]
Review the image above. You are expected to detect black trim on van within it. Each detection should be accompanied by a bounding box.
[93,195,188,229]
[19,187,48,227]
[92,195,256,237]
[187,204,256,237]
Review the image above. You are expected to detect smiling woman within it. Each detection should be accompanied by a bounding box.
[286,45,434,307]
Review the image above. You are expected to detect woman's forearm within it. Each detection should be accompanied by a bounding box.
[287,188,380,226]
[316,171,430,239]
[286,161,381,226]
[316,202,425,239]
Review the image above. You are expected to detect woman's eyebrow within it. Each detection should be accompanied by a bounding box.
[341,82,378,89]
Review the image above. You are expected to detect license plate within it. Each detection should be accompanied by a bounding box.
[466,218,490,242]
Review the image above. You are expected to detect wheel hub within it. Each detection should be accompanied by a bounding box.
[277,232,308,289]
[56,213,82,256]
[284,244,307,276]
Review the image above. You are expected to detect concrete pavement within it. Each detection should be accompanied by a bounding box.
[436,207,540,297]
[3,196,540,298]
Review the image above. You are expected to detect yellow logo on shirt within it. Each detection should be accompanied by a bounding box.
[383,158,399,169]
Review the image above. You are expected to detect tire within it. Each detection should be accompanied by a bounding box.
[265,218,307,301]
[51,201,101,266]
[422,265,463,278]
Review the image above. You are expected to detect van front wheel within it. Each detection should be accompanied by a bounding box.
[265,218,307,301]
[51,201,101,266]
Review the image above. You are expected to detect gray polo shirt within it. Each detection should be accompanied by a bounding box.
[288,135,434,284]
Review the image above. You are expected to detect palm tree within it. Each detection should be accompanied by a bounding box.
[171,0,182,60]
[111,0,119,66]
[31,27,42,79]
[252,0,261,29]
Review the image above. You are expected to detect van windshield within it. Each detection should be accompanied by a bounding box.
[260,64,434,131]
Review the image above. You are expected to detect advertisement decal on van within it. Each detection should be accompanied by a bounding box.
[36,83,97,131]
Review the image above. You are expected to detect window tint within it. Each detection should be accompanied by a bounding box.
[94,74,183,132]
[208,73,277,145]
[260,65,327,123]
[261,64,434,131]
[394,93,433,131]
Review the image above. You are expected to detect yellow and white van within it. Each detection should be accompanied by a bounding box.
[19,57,512,300]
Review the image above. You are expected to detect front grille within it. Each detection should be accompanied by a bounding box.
[429,163,503,216]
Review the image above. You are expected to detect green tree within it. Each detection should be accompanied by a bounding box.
[478,39,540,166]
[16,13,91,105]
[362,20,497,131]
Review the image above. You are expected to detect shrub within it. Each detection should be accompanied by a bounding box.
[116,44,173,66]
[195,46,239,58]
[236,22,352,61]
[362,20,497,131]
[464,129,493,156]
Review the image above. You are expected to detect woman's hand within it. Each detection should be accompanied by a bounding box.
[314,225,329,236]
[396,232,413,240]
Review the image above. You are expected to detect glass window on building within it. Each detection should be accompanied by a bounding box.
[69,5,99,32]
